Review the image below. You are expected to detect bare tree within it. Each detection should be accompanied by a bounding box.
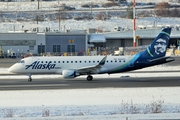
[155,2,170,17]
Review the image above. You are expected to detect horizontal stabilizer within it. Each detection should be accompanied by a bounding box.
[148,56,175,62]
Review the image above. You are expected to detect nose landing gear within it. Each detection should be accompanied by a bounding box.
[27,74,32,82]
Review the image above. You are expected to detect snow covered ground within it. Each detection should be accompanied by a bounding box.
[1,87,180,119]
[0,0,172,11]
[0,66,180,119]
[1,0,180,32]
[1,17,180,33]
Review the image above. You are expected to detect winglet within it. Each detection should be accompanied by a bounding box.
[99,56,107,66]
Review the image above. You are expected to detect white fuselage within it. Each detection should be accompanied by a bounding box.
[8,56,134,75]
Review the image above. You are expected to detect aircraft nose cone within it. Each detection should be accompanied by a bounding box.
[8,67,13,73]
[8,65,15,73]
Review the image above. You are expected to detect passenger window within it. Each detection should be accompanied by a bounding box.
[58,61,60,63]
[75,61,77,63]
[41,61,43,63]
[46,61,48,63]
[71,61,73,63]
[84,61,86,63]
[93,61,95,63]
[79,61,81,63]
[97,61,99,63]
[89,61,91,63]
[106,61,108,62]
[54,61,56,63]
[67,61,69,63]
[111,60,113,62]
[63,61,64,63]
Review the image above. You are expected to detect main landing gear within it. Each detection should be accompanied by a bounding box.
[27,74,32,82]
[87,75,93,81]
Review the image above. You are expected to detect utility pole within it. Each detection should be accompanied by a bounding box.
[58,9,61,32]
[7,0,8,11]
[133,0,136,47]
[37,0,40,33]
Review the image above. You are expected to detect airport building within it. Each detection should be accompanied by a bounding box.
[0,28,179,57]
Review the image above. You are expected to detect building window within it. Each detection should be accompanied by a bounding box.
[67,45,75,52]
[38,45,45,54]
[53,45,61,53]
[29,46,34,50]
[0,40,36,46]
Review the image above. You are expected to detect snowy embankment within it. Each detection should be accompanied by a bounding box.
[0,66,180,119]
[0,88,180,119]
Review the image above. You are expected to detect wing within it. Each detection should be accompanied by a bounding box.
[77,56,107,74]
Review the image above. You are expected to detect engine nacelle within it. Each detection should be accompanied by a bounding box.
[62,69,79,78]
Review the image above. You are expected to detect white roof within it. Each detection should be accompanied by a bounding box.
[89,34,106,43]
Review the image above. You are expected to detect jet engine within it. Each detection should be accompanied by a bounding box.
[62,69,80,78]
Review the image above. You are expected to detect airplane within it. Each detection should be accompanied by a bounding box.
[8,28,175,82]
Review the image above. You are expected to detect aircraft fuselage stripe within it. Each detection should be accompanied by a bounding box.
[147,47,154,57]
[161,31,170,36]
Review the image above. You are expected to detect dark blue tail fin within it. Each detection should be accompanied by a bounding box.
[139,28,171,59]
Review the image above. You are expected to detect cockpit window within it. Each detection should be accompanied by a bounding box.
[18,60,25,63]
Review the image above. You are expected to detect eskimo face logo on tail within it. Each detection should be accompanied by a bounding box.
[154,38,167,55]
[25,61,55,70]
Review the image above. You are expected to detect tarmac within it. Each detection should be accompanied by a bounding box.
[0,58,21,68]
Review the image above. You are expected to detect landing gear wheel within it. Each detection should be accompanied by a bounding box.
[87,75,93,81]
[27,74,32,82]
[28,78,32,82]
